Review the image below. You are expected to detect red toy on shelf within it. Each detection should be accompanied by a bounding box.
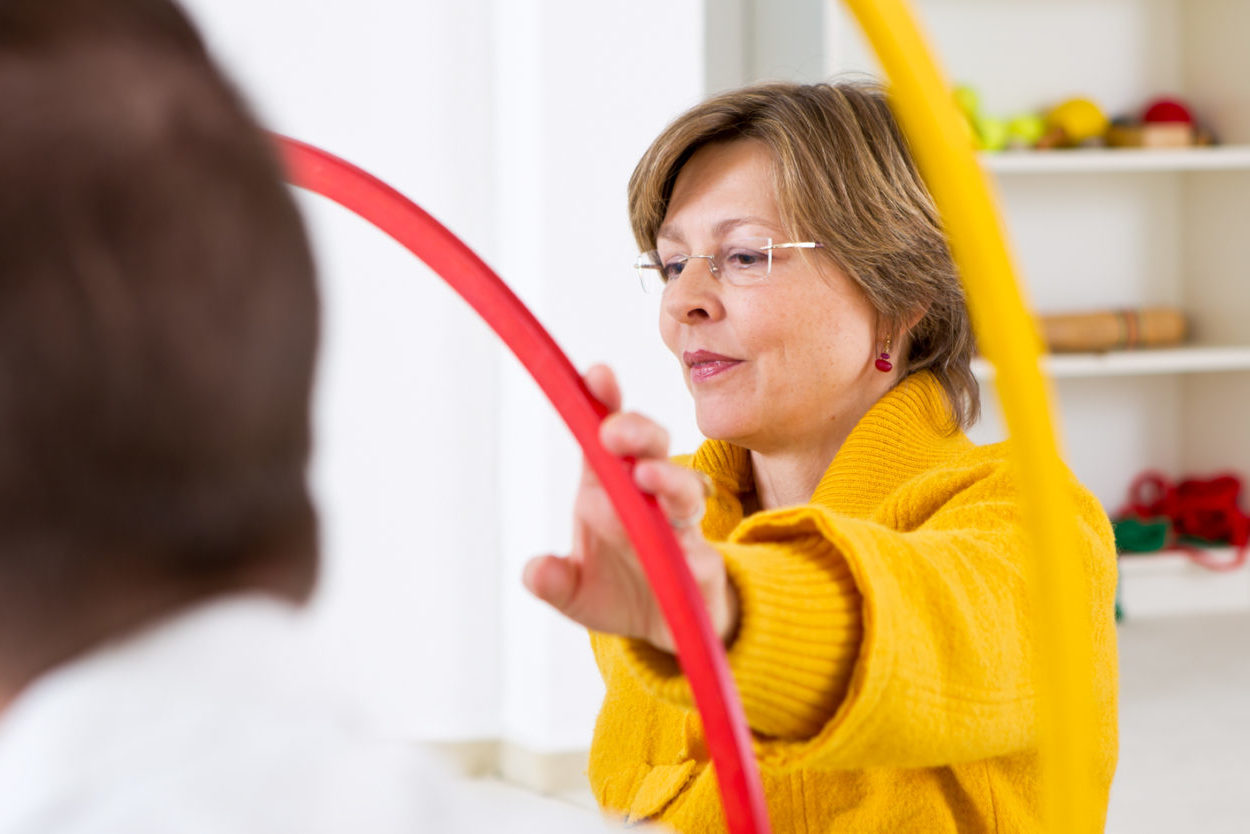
[1115,471,1250,571]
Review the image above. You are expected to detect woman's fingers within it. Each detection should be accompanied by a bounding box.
[584,363,622,414]
[522,554,581,613]
[634,460,708,530]
[579,364,623,492]
[601,411,670,460]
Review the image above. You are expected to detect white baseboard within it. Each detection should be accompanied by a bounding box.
[424,739,590,796]
[423,739,503,779]
[498,744,590,795]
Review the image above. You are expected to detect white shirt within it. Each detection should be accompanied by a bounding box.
[0,596,616,833]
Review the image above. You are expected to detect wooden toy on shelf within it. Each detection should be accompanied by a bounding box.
[1039,307,1187,353]
[1107,95,1215,148]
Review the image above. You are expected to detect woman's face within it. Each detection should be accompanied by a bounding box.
[657,139,889,454]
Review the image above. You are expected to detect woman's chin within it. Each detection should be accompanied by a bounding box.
[694,411,754,446]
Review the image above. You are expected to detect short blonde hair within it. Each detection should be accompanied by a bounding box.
[628,80,979,430]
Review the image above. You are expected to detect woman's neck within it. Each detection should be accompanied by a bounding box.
[749,451,824,509]
[749,424,851,510]
[747,375,899,510]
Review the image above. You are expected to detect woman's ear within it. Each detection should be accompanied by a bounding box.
[903,305,928,333]
[876,307,927,349]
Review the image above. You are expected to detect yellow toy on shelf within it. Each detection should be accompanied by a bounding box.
[1042,97,1111,147]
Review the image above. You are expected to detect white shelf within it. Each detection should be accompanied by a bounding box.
[1118,549,1249,619]
[981,145,1250,175]
[973,345,1250,380]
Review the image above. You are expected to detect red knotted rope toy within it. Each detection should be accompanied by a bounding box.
[1117,471,1250,571]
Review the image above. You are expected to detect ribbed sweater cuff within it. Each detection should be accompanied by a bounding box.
[615,537,864,740]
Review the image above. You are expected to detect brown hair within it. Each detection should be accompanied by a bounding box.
[0,0,319,674]
[628,80,979,429]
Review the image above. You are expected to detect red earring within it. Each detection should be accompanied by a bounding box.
[875,337,893,373]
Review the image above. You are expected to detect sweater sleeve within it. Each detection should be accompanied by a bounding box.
[593,453,1118,772]
[601,531,865,740]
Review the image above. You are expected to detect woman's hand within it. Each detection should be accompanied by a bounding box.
[522,364,739,652]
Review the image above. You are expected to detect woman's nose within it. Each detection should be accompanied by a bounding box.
[661,259,723,324]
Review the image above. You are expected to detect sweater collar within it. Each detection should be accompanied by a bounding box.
[691,371,972,520]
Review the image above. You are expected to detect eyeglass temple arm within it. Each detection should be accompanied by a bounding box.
[763,241,823,251]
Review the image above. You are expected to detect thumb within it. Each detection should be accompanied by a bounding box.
[522,554,581,613]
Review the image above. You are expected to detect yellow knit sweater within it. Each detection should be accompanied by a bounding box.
[588,372,1118,833]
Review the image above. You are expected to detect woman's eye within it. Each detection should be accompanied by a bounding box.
[662,261,685,281]
[726,249,767,270]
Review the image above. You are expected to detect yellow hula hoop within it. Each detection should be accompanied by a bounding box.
[843,0,1100,830]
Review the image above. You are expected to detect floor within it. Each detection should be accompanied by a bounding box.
[1107,611,1250,833]
[473,612,1250,832]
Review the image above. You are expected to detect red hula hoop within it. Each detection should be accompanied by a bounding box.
[275,135,771,834]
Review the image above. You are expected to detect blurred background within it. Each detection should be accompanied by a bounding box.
[179,1,1250,830]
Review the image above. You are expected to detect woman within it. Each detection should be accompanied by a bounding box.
[523,81,1118,832]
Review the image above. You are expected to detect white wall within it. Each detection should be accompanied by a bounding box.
[180,0,704,752]
[491,0,706,753]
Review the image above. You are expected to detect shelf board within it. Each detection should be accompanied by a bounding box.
[973,345,1250,380]
[1119,548,1247,578]
[1118,548,1249,618]
[981,145,1250,174]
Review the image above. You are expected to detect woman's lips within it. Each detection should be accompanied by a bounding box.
[683,350,743,383]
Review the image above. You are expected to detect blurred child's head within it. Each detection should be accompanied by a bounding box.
[0,0,320,684]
